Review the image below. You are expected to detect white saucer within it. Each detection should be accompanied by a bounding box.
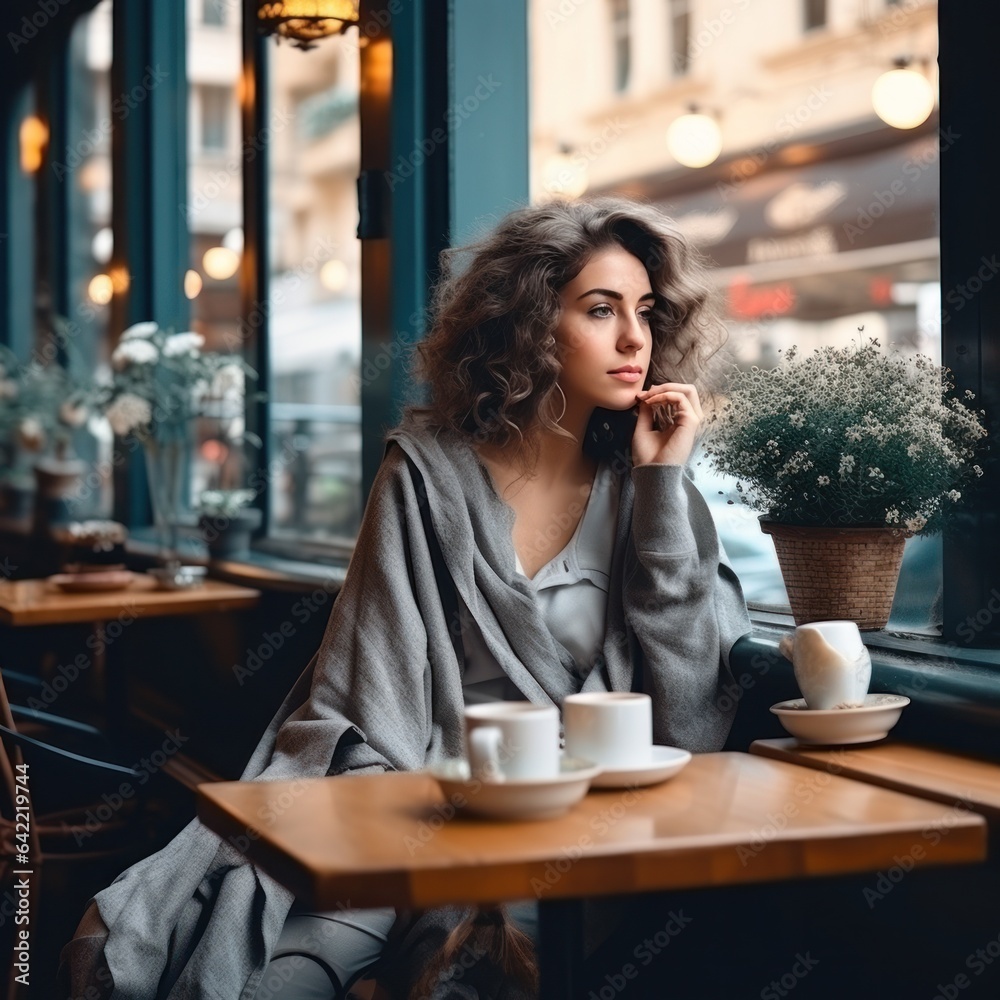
[428,756,601,821]
[589,745,693,789]
[770,694,910,745]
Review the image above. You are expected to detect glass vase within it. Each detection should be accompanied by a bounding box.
[143,432,192,568]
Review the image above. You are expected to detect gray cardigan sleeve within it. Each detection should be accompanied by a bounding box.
[624,463,751,751]
[262,447,451,779]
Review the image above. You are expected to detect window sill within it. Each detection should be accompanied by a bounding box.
[125,530,348,594]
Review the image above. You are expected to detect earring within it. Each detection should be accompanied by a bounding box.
[552,384,567,423]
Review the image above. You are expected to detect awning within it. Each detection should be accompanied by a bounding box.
[655,135,941,322]
[656,134,940,272]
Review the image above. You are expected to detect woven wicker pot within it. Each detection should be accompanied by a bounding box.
[758,518,907,630]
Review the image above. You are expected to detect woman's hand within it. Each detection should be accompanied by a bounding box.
[631,382,703,467]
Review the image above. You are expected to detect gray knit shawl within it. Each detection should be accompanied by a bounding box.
[60,415,751,999]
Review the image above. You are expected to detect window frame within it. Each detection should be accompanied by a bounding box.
[3,1,998,663]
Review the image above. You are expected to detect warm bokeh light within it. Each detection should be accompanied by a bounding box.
[666,113,722,169]
[88,273,114,305]
[223,227,245,254]
[19,116,49,174]
[872,68,935,129]
[320,259,349,293]
[109,265,130,294]
[184,269,204,299]
[541,150,588,199]
[203,246,241,280]
[92,227,114,264]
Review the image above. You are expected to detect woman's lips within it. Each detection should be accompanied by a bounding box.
[608,371,643,382]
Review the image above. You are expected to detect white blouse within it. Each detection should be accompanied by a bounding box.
[460,462,621,704]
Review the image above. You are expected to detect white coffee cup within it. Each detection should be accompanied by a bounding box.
[464,702,560,782]
[562,692,653,768]
[779,620,872,710]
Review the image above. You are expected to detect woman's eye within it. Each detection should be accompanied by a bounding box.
[638,310,652,323]
[590,304,614,318]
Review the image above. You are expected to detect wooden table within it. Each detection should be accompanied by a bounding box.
[751,738,1000,824]
[0,575,261,735]
[197,752,987,998]
[0,574,261,627]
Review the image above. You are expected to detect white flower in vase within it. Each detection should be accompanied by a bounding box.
[121,321,160,341]
[112,339,159,370]
[163,332,205,358]
[105,393,153,436]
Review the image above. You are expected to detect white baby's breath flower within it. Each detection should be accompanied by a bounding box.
[121,321,159,341]
[112,338,159,369]
[162,332,205,357]
[974,465,984,477]
[867,466,884,479]
[789,412,805,429]
[947,489,962,501]
[105,393,152,436]
[904,514,927,533]
[838,454,855,475]
[816,475,830,485]
[906,443,921,459]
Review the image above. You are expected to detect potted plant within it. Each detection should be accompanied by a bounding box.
[94,322,259,566]
[197,488,261,559]
[0,346,95,528]
[704,333,988,629]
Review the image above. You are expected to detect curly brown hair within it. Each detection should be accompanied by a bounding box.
[411,196,726,456]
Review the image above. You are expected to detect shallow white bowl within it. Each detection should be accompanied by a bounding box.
[770,693,910,745]
[428,756,601,821]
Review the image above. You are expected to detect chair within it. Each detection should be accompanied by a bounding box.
[0,670,150,1000]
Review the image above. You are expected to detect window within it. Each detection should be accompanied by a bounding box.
[804,0,827,31]
[187,7,245,508]
[529,0,941,631]
[64,0,115,518]
[263,36,362,546]
[669,0,691,77]
[611,0,631,92]
[199,85,231,154]
[202,0,226,26]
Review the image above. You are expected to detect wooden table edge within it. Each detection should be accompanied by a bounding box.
[196,774,988,911]
[0,585,262,627]
[749,739,1000,824]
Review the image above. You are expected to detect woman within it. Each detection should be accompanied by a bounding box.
[61,198,751,1000]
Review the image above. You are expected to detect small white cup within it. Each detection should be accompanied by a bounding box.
[464,702,560,782]
[563,692,653,768]
[779,620,872,710]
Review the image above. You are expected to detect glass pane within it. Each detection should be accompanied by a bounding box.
[529,1,940,629]
[64,0,114,519]
[265,35,362,544]
[186,1,246,508]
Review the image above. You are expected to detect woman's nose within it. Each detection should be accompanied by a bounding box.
[618,314,646,351]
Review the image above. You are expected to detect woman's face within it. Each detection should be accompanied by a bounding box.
[553,246,655,413]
